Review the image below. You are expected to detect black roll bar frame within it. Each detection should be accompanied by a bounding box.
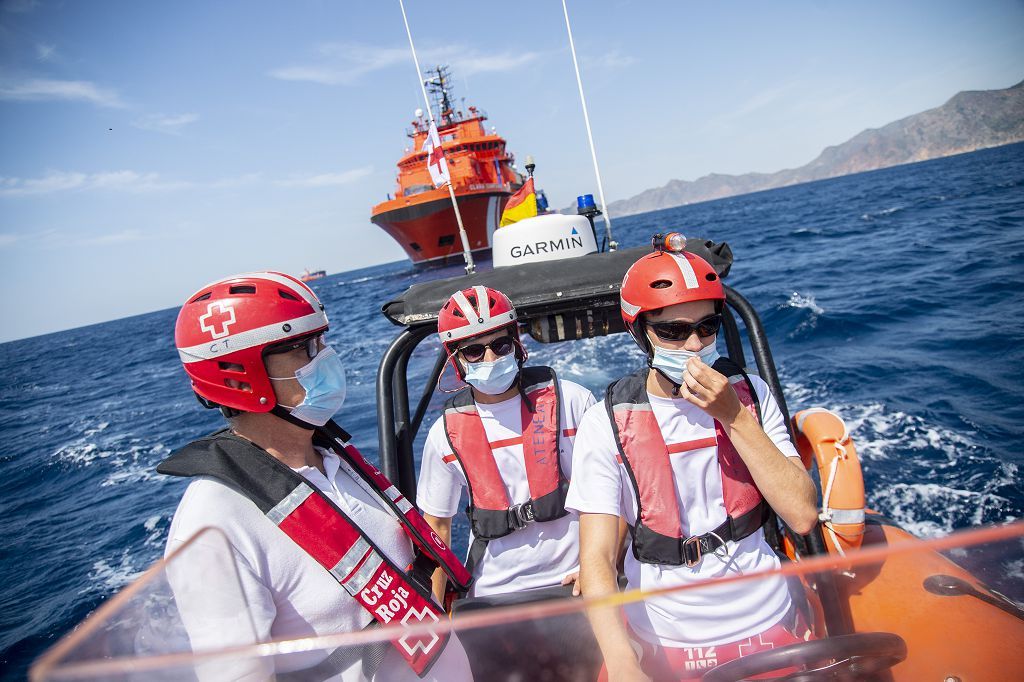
[377,285,790,501]
[374,279,850,636]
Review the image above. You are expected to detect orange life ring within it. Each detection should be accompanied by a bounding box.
[792,408,866,554]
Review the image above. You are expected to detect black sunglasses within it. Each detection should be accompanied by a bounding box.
[265,334,323,360]
[458,336,516,363]
[649,314,723,341]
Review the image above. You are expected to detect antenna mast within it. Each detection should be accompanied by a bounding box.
[424,65,456,125]
[398,0,475,274]
[562,0,616,251]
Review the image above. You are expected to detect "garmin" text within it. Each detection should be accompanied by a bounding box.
[510,236,585,259]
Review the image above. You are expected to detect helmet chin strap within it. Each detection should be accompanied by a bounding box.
[270,404,317,431]
[514,373,534,412]
[638,317,683,396]
[509,339,536,412]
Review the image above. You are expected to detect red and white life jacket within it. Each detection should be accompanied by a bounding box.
[604,358,771,566]
[442,366,568,569]
[158,422,471,677]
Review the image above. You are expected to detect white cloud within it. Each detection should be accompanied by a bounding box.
[210,173,264,189]
[0,168,372,196]
[0,170,189,196]
[35,43,58,62]
[583,49,637,70]
[132,112,200,135]
[0,78,126,108]
[448,50,540,77]
[729,82,801,120]
[91,171,191,192]
[0,171,88,195]
[0,228,150,250]
[269,42,540,85]
[269,43,408,85]
[268,65,353,86]
[79,229,146,246]
[277,167,373,187]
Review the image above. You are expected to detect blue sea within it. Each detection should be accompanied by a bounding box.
[2,143,1023,678]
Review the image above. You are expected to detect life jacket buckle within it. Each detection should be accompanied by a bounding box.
[682,535,704,567]
[508,501,536,530]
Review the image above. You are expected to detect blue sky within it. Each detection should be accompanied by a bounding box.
[1,0,1022,341]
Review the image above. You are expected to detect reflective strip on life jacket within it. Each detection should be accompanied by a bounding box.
[333,436,472,590]
[270,480,447,675]
[442,365,568,540]
[605,359,767,566]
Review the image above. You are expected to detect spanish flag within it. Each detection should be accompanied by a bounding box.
[499,178,538,227]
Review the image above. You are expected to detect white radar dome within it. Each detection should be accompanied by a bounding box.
[492,214,597,268]
[414,108,424,118]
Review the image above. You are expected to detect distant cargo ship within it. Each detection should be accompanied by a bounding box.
[371,66,524,264]
[299,269,326,282]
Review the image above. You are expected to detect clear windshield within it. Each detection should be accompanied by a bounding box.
[31,522,1024,682]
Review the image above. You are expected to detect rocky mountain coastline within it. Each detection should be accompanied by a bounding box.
[604,79,1024,217]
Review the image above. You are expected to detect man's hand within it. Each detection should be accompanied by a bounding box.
[560,571,581,596]
[680,357,743,424]
[422,513,453,604]
[679,359,819,534]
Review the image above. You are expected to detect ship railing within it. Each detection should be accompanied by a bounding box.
[405,109,489,138]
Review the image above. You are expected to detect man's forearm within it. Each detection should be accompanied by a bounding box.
[581,555,640,674]
[724,409,818,533]
[422,514,453,603]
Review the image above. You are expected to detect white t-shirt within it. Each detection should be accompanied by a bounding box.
[417,379,596,597]
[165,445,471,681]
[565,373,800,648]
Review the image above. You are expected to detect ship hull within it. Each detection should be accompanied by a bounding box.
[371,189,509,264]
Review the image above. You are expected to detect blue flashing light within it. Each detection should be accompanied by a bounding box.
[577,194,596,211]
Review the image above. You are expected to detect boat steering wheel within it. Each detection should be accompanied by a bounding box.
[701,632,907,682]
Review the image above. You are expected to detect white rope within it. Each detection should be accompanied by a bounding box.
[813,411,863,556]
[397,0,475,274]
[819,452,846,557]
[820,452,842,515]
[561,0,615,250]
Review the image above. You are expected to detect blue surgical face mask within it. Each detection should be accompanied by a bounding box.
[463,353,519,395]
[270,345,347,426]
[650,341,720,386]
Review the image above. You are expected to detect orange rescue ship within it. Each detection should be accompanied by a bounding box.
[371,66,524,264]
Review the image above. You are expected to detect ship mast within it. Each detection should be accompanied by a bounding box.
[424,65,455,126]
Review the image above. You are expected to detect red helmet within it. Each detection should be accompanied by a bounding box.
[437,286,520,380]
[175,271,328,413]
[620,245,724,351]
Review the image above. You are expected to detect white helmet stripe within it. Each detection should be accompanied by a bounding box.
[444,314,517,342]
[473,286,491,322]
[192,271,321,311]
[451,290,478,321]
[245,271,321,309]
[669,253,699,289]
[177,311,327,363]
